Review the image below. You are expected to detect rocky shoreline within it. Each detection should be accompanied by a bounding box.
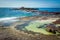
[13,7,60,16]
[0,16,60,40]
[0,26,60,40]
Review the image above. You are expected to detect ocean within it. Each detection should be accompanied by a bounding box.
[0,8,38,21]
[39,8,60,12]
[0,8,38,18]
[0,8,60,21]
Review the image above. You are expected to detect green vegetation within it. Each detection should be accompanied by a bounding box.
[23,21,53,35]
[23,20,60,35]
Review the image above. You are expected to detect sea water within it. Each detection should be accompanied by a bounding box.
[39,8,60,12]
[0,8,38,22]
[0,8,60,21]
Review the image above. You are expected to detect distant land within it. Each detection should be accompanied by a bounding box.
[13,7,60,15]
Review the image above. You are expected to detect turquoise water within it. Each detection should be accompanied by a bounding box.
[39,8,60,12]
[0,8,60,18]
[0,8,37,18]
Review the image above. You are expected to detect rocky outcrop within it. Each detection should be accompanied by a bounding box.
[53,19,60,24]
[46,24,57,34]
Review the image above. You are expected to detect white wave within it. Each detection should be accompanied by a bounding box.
[0,17,18,22]
[0,16,27,22]
[0,16,27,23]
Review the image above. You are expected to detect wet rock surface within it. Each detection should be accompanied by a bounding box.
[0,27,60,40]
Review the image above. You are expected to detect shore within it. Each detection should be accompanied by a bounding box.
[0,16,60,40]
[0,27,60,40]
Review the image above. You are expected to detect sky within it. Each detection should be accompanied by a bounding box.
[0,0,60,8]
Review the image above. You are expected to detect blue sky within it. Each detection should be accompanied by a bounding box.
[0,0,60,8]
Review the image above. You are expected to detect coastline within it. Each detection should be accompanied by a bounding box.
[0,15,60,40]
[0,8,60,40]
